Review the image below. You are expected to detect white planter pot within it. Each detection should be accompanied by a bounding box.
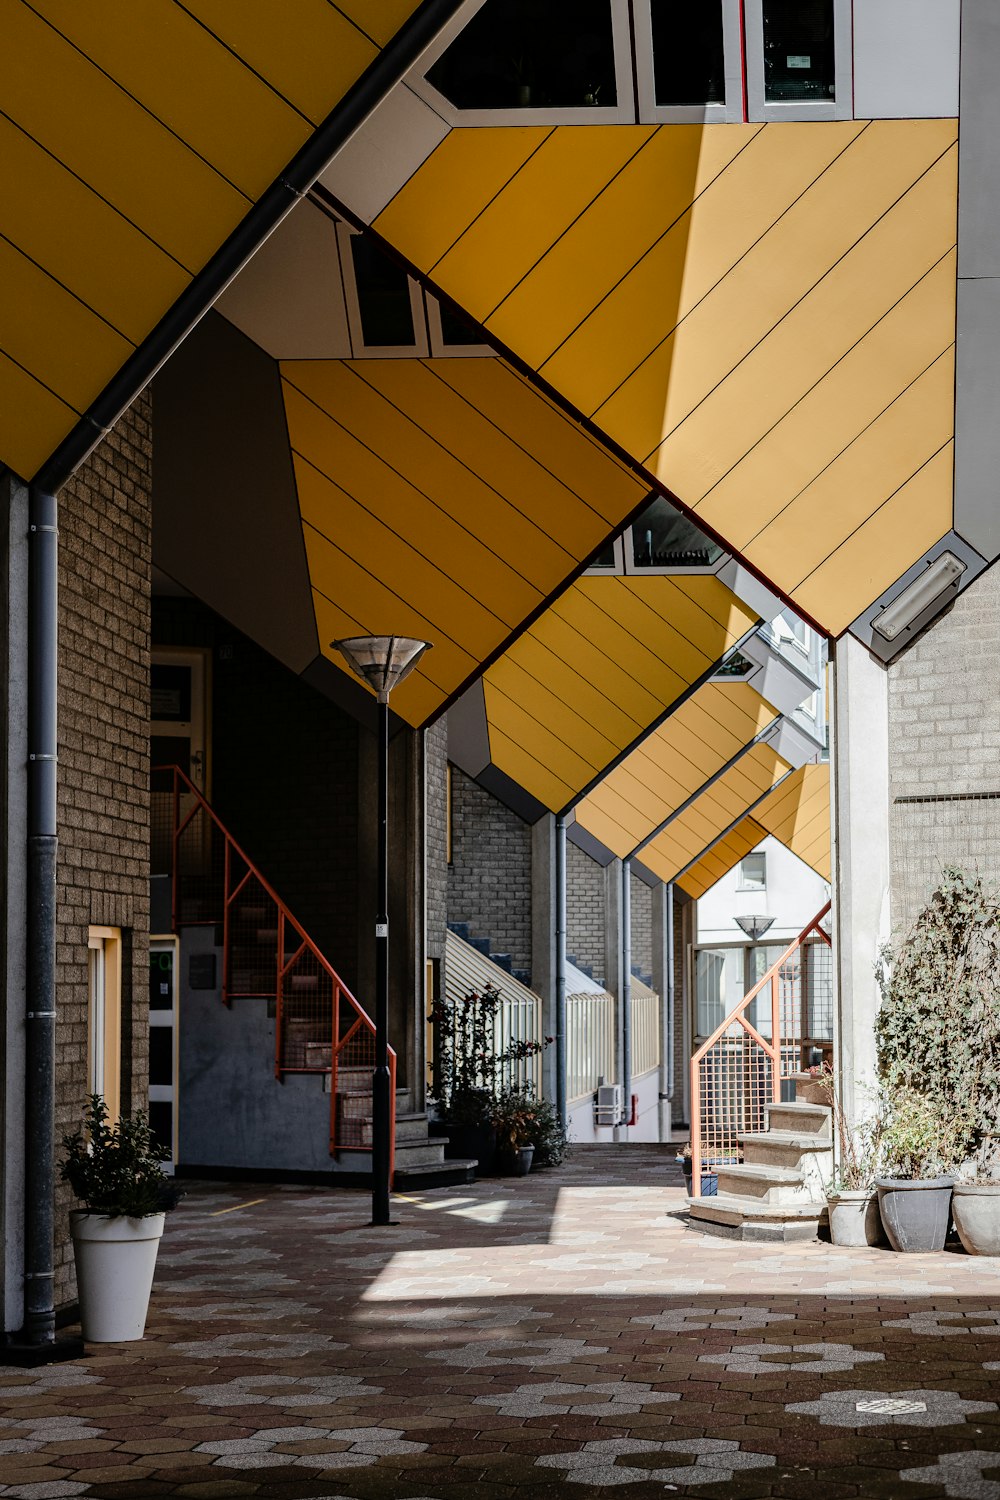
[952,1184,1000,1256]
[70,1211,164,1342]
[827,1190,884,1247]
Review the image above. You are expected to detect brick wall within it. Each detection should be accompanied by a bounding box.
[447,768,531,973]
[55,393,153,1305]
[425,721,448,971]
[887,561,1000,932]
[567,840,606,985]
[630,872,652,982]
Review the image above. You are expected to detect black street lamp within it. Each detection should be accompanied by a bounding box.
[332,636,430,1226]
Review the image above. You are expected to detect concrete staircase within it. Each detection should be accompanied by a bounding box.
[687,1078,833,1242]
[335,1074,478,1190]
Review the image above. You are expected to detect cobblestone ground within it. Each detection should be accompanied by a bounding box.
[2,1147,1000,1499]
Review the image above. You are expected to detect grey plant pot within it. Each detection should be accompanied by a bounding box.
[952,1184,1000,1256]
[827,1190,884,1247]
[875,1175,954,1253]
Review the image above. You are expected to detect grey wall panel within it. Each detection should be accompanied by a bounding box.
[958,0,1000,280]
[955,280,1000,560]
[853,0,959,119]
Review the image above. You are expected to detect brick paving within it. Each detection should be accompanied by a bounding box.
[2,1146,1000,1498]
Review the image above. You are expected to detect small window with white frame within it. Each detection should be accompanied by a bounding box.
[737,851,767,891]
[88,927,122,1122]
[744,0,852,121]
[633,0,744,123]
[586,495,729,577]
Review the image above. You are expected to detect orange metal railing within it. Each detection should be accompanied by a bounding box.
[153,765,395,1171]
[689,903,832,1198]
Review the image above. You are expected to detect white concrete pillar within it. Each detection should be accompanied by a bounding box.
[831,634,891,1122]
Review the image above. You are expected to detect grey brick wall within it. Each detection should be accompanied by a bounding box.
[888,560,1000,932]
[425,721,448,967]
[630,872,652,982]
[448,768,531,972]
[567,840,606,985]
[55,393,152,1305]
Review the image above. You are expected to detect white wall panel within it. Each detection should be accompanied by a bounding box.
[854,0,959,119]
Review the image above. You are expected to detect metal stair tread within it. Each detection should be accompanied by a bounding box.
[716,1163,805,1186]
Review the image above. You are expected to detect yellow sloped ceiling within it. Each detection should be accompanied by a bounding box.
[373,119,958,633]
[574,679,781,858]
[677,819,767,901]
[280,356,649,726]
[0,0,421,480]
[479,574,759,812]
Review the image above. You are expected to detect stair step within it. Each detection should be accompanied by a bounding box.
[392,1140,449,1167]
[739,1131,835,1153]
[687,1192,828,1242]
[395,1112,431,1142]
[717,1163,805,1188]
[765,1100,832,1137]
[393,1158,478,1191]
[714,1162,815,1204]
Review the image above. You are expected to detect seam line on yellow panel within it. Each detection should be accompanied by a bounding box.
[0,228,140,349]
[592,574,745,663]
[791,432,953,595]
[638,140,958,469]
[707,283,957,546]
[417,358,628,524]
[294,444,534,632]
[540,589,689,699]
[488,661,628,770]
[500,636,647,744]
[503,623,662,733]
[172,0,333,125]
[0,108,194,275]
[19,0,258,203]
[487,680,611,783]
[322,360,580,561]
[316,1,386,54]
[478,126,661,326]
[588,121,875,422]
[282,375,560,591]
[533,123,771,376]
[486,725,577,812]
[0,339,84,421]
[425,127,557,275]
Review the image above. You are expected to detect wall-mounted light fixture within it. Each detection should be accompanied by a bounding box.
[871,551,965,643]
[734,914,775,940]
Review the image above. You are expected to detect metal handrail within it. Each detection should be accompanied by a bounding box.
[689,902,831,1197]
[154,764,395,1175]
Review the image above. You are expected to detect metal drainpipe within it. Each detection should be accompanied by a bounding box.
[621,858,632,1131]
[555,815,567,1128]
[662,882,675,1138]
[23,485,57,1346]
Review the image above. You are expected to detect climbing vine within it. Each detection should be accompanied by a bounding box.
[875,866,1000,1178]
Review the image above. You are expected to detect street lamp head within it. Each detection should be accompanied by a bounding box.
[332,635,431,704]
[735,913,775,941]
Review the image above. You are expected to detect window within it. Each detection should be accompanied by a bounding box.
[694,947,745,1035]
[337,224,490,359]
[413,0,633,125]
[586,496,728,577]
[744,0,851,120]
[88,927,122,1122]
[634,0,743,122]
[738,852,767,891]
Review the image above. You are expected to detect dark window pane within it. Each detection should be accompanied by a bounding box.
[149,950,173,1010]
[149,1027,173,1087]
[427,0,617,111]
[590,538,618,568]
[151,735,189,776]
[151,664,191,722]
[438,301,481,346]
[350,237,416,347]
[630,497,723,569]
[762,0,835,103]
[651,0,726,106]
[148,1101,173,1157]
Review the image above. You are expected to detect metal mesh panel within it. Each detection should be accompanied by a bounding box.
[698,1024,771,1167]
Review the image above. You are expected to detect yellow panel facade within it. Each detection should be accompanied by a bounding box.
[642,742,791,881]
[373,119,959,633]
[676,820,767,900]
[753,766,832,880]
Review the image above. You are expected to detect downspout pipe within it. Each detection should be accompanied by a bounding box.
[555,815,567,1128]
[621,859,632,1130]
[665,882,675,1111]
[33,0,467,495]
[22,486,58,1348]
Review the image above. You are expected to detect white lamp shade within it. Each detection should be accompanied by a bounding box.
[332,635,431,701]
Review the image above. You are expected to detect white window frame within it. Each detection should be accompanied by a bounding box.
[88,927,122,1123]
[425,292,494,358]
[737,852,768,891]
[633,0,744,124]
[744,0,853,122]
[406,0,637,127]
[336,222,430,359]
[585,519,730,578]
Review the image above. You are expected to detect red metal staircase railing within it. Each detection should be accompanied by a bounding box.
[689,903,832,1197]
[153,765,394,1170]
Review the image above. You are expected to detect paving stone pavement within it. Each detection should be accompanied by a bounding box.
[1,1146,1000,1498]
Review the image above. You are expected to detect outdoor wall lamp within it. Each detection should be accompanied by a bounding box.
[871,551,965,642]
[333,635,431,1226]
[735,914,775,940]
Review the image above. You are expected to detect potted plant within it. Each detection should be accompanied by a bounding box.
[875,1085,968,1252]
[493,1090,536,1175]
[807,1065,885,1247]
[875,868,1000,1254]
[60,1095,176,1342]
